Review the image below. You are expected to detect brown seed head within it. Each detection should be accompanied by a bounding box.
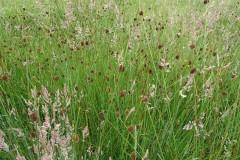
[158,44,163,49]
[118,64,125,72]
[127,126,135,132]
[2,75,9,81]
[190,44,196,49]
[120,90,126,97]
[130,151,136,160]
[204,0,209,4]
[30,132,37,138]
[29,112,38,121]
[72,134,80,142]
[142,96,149,103]
[53,76,59,81]
[190,68,197,74]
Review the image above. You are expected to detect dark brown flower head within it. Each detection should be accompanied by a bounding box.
[2,75,9,81]
[88,78,93,83]
[194,119,200,126]
[125,109,129,115]
[30,132,37,138]
[221,91,227,96]
[148,69,153,74]
[105,29,109,34]
[137,123,142,129]
[130,151,136,160]
[127,126,135,132]
[106,87,110,93]
[72,134,80,142]
[204,0,209,4]
[158,63,164,70]
[231,73,236,79]
[190,43,196,49]
[176,55,180,60]
[142,96,149,103]
[190,68,197,74]
[29,112,38,122]
[74,85,79,91]
[118,64,125,72]
[158,44,163,49]
[106,76,110,81]
[213,51,217,56]
[99,111,104,118]
[139,11,143,16]
[120,90,126,97]
[53,76,59,81]
[116,113,121,118]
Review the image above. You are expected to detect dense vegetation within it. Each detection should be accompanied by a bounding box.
[0,0,239,159]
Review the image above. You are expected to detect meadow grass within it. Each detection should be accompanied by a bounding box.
[0,0,240,159]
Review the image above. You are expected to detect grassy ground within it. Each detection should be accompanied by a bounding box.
[0,0,240,159]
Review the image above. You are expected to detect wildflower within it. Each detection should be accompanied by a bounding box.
[139,11,143,16]
[127,126,135,132]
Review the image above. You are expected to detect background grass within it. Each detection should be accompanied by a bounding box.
[0,0,240,159]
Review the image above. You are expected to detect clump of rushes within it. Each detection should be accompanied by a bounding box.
[0,1,239,159]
